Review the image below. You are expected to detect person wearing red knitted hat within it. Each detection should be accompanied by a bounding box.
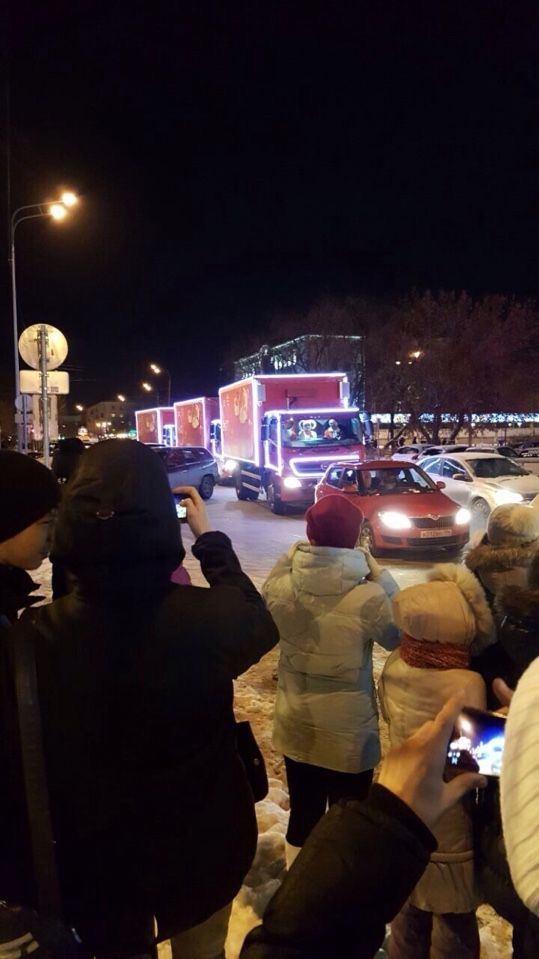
[379,564,495,959]
[263,494,399,869]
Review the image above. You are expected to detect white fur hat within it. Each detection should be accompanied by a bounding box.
[392,563,495,650]
[487,504,539,547]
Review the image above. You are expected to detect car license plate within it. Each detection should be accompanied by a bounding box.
[419,528,453,538]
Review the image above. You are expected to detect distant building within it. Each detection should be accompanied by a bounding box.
[85,400,136,437]
[234,334,365,406]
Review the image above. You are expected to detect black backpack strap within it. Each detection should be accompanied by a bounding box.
[14,621,64,919]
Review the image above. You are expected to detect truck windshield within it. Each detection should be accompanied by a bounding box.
[281,413,362,448]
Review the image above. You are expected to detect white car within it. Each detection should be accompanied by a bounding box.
[419,451,539,522]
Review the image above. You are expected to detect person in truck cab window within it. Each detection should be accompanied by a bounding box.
[283,417,297,442]
[298,419,318,441]
[323,418,342,440]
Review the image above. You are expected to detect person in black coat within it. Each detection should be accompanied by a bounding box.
[240,696,487,959]
[0,450,59,629]
[0,440,278,959]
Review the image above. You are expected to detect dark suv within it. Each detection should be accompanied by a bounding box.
[152,446,219,499]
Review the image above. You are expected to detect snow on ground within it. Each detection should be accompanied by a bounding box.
[34,556,513,957]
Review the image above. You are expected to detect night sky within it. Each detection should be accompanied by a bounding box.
[2,1,538,406]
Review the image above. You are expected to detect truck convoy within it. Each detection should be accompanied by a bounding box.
[137,373,372,513]
[173,396,218,451]
[219,373,370,513]
[135,407,175,446]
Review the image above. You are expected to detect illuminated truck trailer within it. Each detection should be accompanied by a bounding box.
[173,396,218,451]
[219,373,370,513]
[135,407,175,446]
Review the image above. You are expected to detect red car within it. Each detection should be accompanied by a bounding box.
[314,460,470,555]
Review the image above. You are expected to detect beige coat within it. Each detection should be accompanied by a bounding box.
[263,543,399,773]
[379,652,486,913]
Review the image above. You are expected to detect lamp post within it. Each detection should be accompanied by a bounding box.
[10,192,78,451]
[141,381,159,405]
[149,363,171,406]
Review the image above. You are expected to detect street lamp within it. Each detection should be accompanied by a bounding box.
[75,404,84,412]
[10,192,78,451]
[149,363,171,406]
[117,393,126,403]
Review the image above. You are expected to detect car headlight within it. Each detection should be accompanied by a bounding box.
[493,489,523,505]
[379,511,412,530]
[283,476,302,490]
[455,507,471,525]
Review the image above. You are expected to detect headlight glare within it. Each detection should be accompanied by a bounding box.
[455,508,471,525]
[283,476,302,490]
[493,489,523,505]
[379,510,412,530]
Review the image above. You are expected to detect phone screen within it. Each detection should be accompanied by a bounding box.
[447,706,506,778]
[173,495,188,522]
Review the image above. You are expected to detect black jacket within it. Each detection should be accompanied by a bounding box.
[473,583,539,708]
[241,785,436,959]
[0,441,279,950]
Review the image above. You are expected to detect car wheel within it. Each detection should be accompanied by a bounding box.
[471,498,490,523]
[235,470,258,501]
[199,475,215,500]
[359,522,380,557]
[267,483,287,515]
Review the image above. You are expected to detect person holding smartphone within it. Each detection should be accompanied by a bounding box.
[378,564,495,959]
[0,440,278,959]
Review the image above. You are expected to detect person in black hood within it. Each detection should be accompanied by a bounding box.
[50,437,86,599]
[0,440,278,959]
[0,450,59,627]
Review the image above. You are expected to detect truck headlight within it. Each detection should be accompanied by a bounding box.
[379,511,412,530]
[455,508,471,525]
[493,489,523,505]
[283,476,302,490]
[224,459,238,474]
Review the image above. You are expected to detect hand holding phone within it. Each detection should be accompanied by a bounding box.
[171,486,211,539]
[447,706,506,778]
[173,493,190,522]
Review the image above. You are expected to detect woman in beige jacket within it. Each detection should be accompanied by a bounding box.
[379,564,495,959]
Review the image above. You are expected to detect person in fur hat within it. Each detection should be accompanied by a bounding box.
[465,503,539,609]
[262,494,399,869]
[379,564,495,959]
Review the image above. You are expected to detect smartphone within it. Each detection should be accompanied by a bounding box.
[173,494,189,522]
[447,706,506,778]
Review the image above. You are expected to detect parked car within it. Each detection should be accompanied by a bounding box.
[419,451,539,521]
[392,443,468,462]
[466,444,520,458]
[519,447,539,458]
[151,445,219,499]
[314,460,470,555]
[390,444,433,462]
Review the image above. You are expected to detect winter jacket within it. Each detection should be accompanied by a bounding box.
[240,783,436,959]
[0,564,42,628]
[263,543,398,774]
[378,654,486,912]
[0,441,279,951]
[473,583,539,708]
[465,536,537,608]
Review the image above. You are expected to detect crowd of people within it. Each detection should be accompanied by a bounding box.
[1,439,539,958]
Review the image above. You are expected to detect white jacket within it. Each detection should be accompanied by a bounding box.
[262,543,399,773]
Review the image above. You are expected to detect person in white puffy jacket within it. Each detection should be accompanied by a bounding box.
[262,494,399,869]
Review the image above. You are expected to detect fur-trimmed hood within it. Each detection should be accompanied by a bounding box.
[497,585,539,625]
[465,539,538,575]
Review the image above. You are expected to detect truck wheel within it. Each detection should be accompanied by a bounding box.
[199,475,215,500]
[268,483,287,515]
[235,471,258,501]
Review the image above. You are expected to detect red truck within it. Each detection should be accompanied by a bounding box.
[173,396,219,451]
[219,373,371,513]
[135,407,175,446]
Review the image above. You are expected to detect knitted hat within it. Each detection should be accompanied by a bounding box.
[305,495,363,549]
[392,563,495,649]
[487,504,539,547]
[0,451,60,544]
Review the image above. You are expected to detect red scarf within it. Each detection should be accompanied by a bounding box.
[400,632,470,670]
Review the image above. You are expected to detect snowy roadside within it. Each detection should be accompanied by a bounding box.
[33,560,512,958]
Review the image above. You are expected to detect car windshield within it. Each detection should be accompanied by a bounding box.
[465,457,528,479]
[281,413,362,448]
[354,465,437,495]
